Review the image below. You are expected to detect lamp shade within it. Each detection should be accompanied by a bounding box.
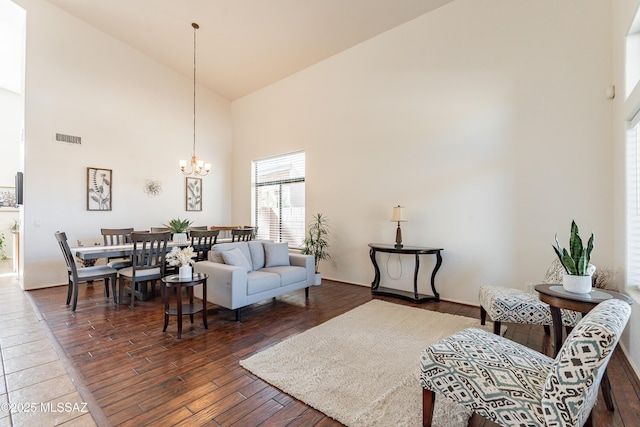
[391,205,407,222]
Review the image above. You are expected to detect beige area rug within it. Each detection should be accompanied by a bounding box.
[240,300,487,427]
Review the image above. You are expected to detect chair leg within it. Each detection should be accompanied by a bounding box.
[104,278,110,298]
[422,389,436,427]
[72,279,79,312]
[305,287,309,298]
[544,325,551,335]
[480,306,487,325]
[493,320,501,335]
[585,411,593,427]
[235,308,242,322]
[118,277,125,304]
[130,281,136,310]
[111,275,117,304]
[66,278,73,306]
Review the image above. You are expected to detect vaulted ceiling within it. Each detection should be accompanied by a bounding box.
[45,0,453,100]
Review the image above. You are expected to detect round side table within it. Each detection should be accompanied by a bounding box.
[162,273,208,339]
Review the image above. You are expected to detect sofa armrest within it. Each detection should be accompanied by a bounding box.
[193,261,248,309]
[289,253,315,286]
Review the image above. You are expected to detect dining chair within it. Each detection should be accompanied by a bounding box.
[100,227,134,270]
[150,227,171,233]
[187,226,208,232]
[190,229,220,261]
[54,231,118,311]
[117,232,170,309]
[231,228,254,242]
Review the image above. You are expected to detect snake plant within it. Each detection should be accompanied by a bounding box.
[163,218,192,233]
[552,220,594,276]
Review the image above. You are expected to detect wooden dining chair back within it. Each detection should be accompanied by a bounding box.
[54,231,118,311]
[117,232,170,309]
[190,229,220,261]
[101,227,133,245]
[188,226,208,232]
[150,227,171,233]
[231,228,254,242]
[100,227,134,270]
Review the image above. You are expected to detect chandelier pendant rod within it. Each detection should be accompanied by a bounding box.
[192,22,198,160]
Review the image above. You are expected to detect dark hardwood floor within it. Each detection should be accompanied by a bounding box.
[27,279,640,427]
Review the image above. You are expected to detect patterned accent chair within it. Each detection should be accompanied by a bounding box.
[420,299,631,427]
[479,259,581,335]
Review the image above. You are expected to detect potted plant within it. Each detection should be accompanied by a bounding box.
[302,213,330,285]
[552,220,595,293]
[0,232,7,261]
[166,246,196,278]
[163,218,192,243]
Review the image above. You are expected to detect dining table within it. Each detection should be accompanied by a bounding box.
[73,241,186,261]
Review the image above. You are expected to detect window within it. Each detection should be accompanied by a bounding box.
[627,122,640,289]
[252,151,305,247]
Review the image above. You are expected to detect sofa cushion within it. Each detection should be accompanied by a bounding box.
[221,247,252,271]
[247,270,281,295]
[248,241,266,270]
[215,242,252,270]
[264,242,291,267]
[262,266,307,286]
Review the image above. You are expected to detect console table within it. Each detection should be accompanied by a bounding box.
[368,243,443,303]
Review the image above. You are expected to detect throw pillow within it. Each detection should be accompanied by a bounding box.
[248,241,267,270]
[221,247,252,271]
[209,250,224,264]
[264,242,290,268]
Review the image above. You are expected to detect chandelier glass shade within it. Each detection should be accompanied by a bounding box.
[180,22,211,176]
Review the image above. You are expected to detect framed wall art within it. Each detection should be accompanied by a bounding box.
[186,177,202,211]
[87,167,112,211]
[0,186,17,210]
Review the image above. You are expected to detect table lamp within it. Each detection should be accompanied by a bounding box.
[391,205,407,248]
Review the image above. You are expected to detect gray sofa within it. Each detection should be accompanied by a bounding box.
[193,240,315,321]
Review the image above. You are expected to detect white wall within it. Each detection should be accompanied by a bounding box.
[232,0,614,304]
[14,0,233,289]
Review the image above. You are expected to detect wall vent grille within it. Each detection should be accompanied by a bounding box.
[54,133,81,145]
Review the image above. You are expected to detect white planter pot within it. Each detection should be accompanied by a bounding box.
[314,273,322,286]
[562,274,593,294]
[172,232,187,243]
[179,265,192,279]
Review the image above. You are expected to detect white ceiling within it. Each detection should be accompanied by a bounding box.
[45,0,453,100]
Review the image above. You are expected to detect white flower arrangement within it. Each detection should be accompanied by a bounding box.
[166,246,196,267]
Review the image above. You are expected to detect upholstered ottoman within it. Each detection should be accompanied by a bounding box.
[479,285,580,335]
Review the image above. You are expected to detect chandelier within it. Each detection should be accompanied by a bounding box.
[180,22,211,176]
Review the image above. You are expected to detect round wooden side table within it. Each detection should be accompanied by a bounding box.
[162,273,208,339]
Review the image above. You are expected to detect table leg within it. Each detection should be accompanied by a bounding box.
[163,284,169,332]
[431,251,442,300]
[413,254,420,299]
[370,248,381,290]
[203,279,208,330]
[550,306,563,357]
[177,284,183,339]
[189,287,194,324]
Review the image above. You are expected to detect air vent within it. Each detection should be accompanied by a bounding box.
[54,132,82,145]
